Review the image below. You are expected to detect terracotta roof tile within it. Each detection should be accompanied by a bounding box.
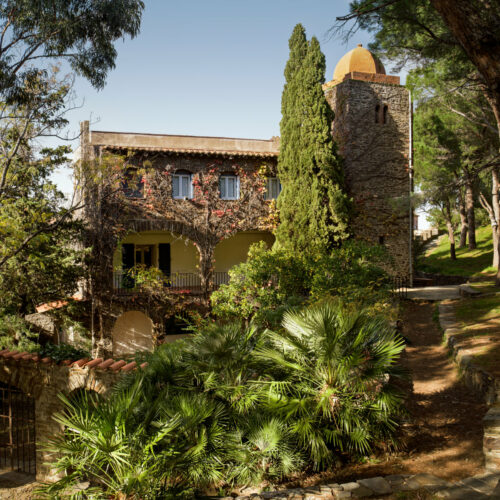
[97,359,115,370]
[110,360,128,371]
[121,361,137,372]
[0,350,143,373]
[84,358,104,369]
[73,358,90,367]
[105,145,278,158]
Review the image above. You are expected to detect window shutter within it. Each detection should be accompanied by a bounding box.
[228,177,235,198]
[158,243,171,277]
[173,176,179,198]
[122,244,135,271]
[220,177,226,198]
[181,175,189,197]
[122,243,135,289]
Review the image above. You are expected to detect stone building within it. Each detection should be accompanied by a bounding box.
[77,44,412,358]
[324,44,412,281]
[78,126,279,357]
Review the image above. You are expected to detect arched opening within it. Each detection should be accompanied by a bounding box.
[213,231,275,284]
[111,311,154,357]
[0,382,36,474]
[113,231,201,291]
[375,104,380,123]
[383,104,388,124]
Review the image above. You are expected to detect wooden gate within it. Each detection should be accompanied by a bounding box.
[0,382,36,474]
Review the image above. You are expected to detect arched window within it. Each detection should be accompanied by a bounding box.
[122,168,144,198]
[383,105,388,124]
[219,173,240,200]
[172,170,193,199]
[264,177,281,200]
[375,104,380,123]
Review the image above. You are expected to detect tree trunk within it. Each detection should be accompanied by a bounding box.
[465,176,476,249]
[446,220,456,260]
[457,188,468,248]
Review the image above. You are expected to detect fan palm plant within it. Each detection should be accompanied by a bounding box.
[255,299,406,467]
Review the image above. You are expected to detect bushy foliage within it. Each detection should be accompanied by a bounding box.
[211,242,309,326]
[211,241,391,327]
[276,24,350,256]
[41,300,405,498]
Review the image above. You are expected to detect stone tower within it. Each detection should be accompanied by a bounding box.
[323,44,412,281]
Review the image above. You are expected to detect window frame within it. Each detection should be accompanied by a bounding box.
[264,177,281,200]
[172,170,193,199]
[219,174,240,200]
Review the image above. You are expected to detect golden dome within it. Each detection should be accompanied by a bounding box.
[333,44,386,82]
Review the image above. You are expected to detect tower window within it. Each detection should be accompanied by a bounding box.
[219,174,240,200]
[172,170,193,199]
[383,105,388,124]
[264,177,281,200]
[378,235,385,245]
[375,104,380,123]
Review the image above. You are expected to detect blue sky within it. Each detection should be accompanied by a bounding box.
[54,1,419,217]
[57,2,376,160]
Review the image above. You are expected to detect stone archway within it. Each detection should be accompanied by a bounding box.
[111,310,154,357]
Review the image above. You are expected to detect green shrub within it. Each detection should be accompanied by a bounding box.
[41,300,406,498]
[211,240,391,327]
[211,241,310,326]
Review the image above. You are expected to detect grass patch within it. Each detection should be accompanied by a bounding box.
[418,226,495,277]
[453,294,500,377]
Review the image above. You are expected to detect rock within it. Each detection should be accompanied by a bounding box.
[357,477,391,495]
[339,483,359,492]
[334,492,352,499]
[384,475,405,486]
[410,473,450,489]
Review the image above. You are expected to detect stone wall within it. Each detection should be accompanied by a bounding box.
[324,79,412,279]
[0,352,132,481]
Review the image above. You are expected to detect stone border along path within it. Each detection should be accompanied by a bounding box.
[209,288,500,499]
[215,471,500,499]
[439,299,500,473]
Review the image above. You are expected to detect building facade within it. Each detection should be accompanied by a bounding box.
[324,44,412,281]
[78,45,412,357]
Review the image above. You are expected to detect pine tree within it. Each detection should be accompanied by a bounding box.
[275,26,350,255]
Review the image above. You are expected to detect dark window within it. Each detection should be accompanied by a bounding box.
[122,169,144,198]
[378,235,385,245]
[383,105,388,124]
[158,243,171,278]
[375,104,380,123]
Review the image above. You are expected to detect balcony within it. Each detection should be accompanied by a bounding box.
[112,271,229,295]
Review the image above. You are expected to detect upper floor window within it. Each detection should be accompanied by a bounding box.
[219,174,239,200]
[123,168,144,198]
[375,104,388,124]
[172,170,193,199]
[264,177,281,200]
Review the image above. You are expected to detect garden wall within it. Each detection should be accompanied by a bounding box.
[0,350,141,480]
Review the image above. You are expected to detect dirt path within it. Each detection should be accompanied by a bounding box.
[398,301,487,479]
[290,300,488,487]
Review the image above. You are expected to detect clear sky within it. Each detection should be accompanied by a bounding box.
[53,0,422,223]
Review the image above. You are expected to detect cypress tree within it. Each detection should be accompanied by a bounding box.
[276,26,350,255]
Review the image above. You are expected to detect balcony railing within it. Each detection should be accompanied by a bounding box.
[113,271,230,295]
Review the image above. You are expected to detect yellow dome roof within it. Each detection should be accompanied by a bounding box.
[333,44,386,82]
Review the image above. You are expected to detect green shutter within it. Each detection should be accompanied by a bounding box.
[122,243,135,289]
[158,243,171,277]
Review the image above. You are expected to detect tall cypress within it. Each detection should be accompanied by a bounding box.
[276,26,350,255]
